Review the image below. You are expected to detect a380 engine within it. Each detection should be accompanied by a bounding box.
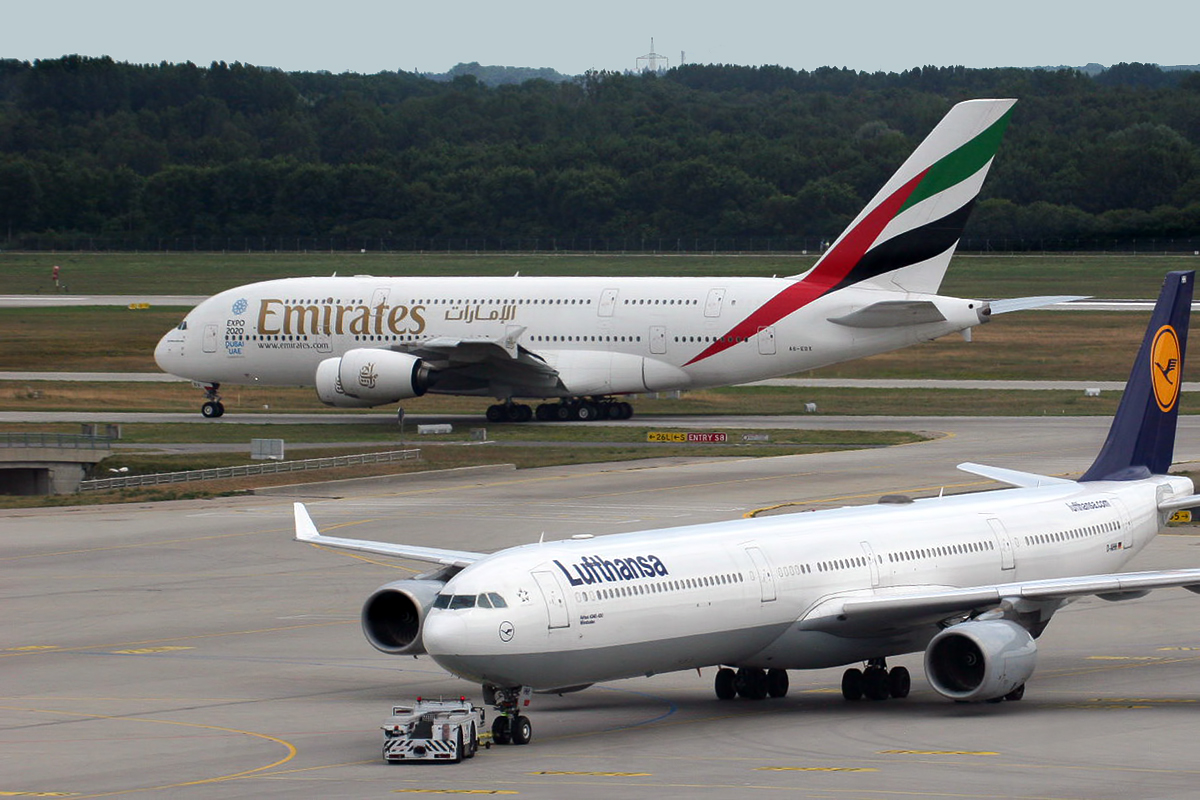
[923,619,1037,702]
[315,348,432,408]
[361,579,445,656]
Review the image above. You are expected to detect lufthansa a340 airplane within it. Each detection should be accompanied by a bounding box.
[294,271,1200,745]
[156,98,1074,422]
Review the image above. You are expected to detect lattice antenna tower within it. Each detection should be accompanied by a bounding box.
[636,38,669,73]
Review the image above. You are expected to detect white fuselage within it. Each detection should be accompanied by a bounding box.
[419,474,1191,690]
[155,275,986,399]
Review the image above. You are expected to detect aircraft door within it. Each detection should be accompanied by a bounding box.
[987,518,1016,571]
[744,546,777,602]
[598,288,619,317]
[704,289,726,318]
[370,288,390,311]
[860,541,880,588]
[531,570,571,629]
[757,326,777,355]
[203,324,218,353]
[649,326,667,355]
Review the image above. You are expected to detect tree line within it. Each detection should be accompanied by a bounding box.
[2,56,1199,250]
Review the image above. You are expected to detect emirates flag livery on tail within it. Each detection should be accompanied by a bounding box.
[157,99,1074,421]
[295,272,1200,744]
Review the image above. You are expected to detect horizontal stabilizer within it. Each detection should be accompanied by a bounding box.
[1159,494,1200,512]
[957,462,1073,488]
[827,300,947,329]
[293,503,482,567]
[988,295,1088,314]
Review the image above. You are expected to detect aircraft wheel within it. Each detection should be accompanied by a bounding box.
[555,404,572,421]
[736,667,768,700]
[486,404,505,422]
[576,402,598,421]
[714,667,737,700]
[618,402,634,419]
[863,667,890,700]
[841,668,864,700]
[535,404,554,421]
[201,401,224,418]
[514,404,533,422]
[510,715,532,745]
[767,668,789,698]
[606,402,624,420]
[465,724,478,757]
[888,666,911,699]
[491,715,511,745]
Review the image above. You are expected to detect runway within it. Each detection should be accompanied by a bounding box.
[6,415,1200,798]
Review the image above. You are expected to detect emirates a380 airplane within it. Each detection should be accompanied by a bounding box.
[156,99,1070,422]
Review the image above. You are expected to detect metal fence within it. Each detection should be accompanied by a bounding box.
[0,433,113,450]
[79,449,420,492]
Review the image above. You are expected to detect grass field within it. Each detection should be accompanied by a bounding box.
[0,426,926,509]
[3,251,1199,297]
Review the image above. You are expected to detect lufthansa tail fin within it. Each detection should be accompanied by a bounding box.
[1080,271,1193,482]
[790,98,1016,295]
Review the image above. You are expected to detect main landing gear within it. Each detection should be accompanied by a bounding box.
[483,685,533,746]
[841,659,911,701]
[714,667,790,700]
[199,384,225,418]
[485,397,634,423]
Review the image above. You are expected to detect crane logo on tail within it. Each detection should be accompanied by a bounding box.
[1152,325,1182,412]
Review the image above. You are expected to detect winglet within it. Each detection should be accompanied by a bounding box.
[1080,271,1194,482]
[294,502,321,543]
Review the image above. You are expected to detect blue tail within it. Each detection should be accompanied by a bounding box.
[1080,271,1194,482]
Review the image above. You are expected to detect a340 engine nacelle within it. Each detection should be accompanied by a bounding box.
[361,579,445,656]
[924,619,1037,702]
[315,348,430,407]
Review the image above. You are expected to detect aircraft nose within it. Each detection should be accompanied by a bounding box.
[421,611,467,657]
[154,329,184,375]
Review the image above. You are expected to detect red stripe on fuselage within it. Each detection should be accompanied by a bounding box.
[684,168,929,366]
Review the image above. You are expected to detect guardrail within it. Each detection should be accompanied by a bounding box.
[0,433,113,450]
[79,449,420,492]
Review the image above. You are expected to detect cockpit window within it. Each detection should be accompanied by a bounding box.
[433,592,508,610]
[177,320,188,330]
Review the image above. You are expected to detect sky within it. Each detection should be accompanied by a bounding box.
[3,1,1196,76]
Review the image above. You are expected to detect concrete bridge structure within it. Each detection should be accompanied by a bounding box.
[0,433,112,494]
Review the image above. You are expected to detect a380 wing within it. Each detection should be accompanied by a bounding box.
[397,332,561,394]
[798,568,1200,636]
[293,503,483,568]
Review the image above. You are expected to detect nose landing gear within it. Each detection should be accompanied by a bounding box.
[483,684,534,745]
[199,384,225,418]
